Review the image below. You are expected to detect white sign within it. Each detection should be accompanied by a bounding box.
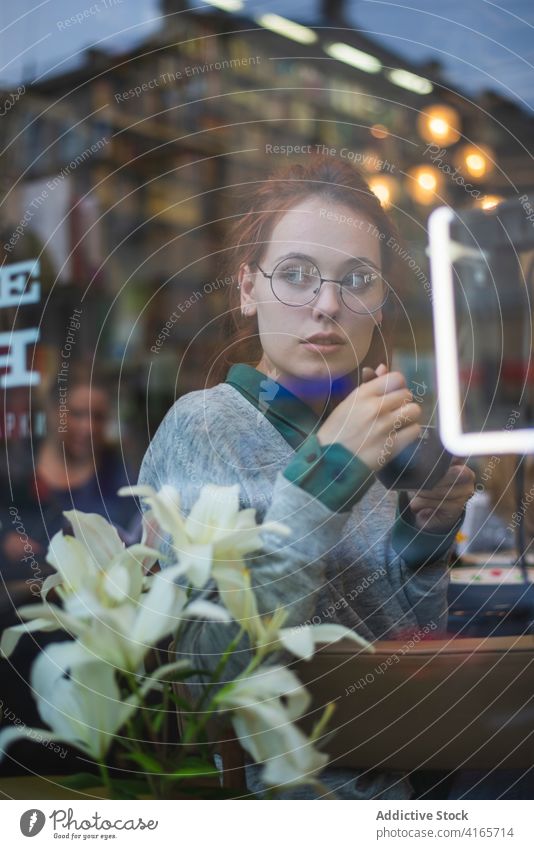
[0,258,40,389]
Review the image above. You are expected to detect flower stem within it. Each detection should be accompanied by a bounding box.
[98,761,113,798]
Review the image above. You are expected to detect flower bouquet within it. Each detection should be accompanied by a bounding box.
[0,483,372,798]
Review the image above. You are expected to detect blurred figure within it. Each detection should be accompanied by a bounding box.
[36,367,139,536]
[0,365,141,588]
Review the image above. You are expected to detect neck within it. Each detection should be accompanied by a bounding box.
[255,357,358,419]
[39,439,97,470]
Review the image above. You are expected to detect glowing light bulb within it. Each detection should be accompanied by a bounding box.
[429,117,448,137]
[465,153,486,177]
[370,124,388,139]
[418,171,437,191]
[454,144,494,181]
[407,166,443,205]
[476,195,503,210]
[417,105,461,146]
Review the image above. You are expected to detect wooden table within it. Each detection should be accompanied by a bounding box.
[0,775,107,800]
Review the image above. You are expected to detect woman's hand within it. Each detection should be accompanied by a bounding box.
[316,366,422,472]
[406,461,475,533]
[2,530,43,562]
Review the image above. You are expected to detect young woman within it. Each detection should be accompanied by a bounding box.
[138,157,474,799]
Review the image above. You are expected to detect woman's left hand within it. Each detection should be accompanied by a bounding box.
[407,461,475,533]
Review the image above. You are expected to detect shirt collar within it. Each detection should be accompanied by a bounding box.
[225,363,323,449]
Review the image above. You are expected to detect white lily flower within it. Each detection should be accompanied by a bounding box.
[0,603,87,659]
[62,510,125,569]
[278,623,373,660]
[216,665,328,788]
[120,483,290,590]
[2,568,230,672]
[77,568,231,672]
[46,509,160,616]
[1,511,161,658]
[0,642,138,762]
[214,567,373,661]
[1,563,228,671]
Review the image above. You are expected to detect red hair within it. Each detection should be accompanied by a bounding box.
[206,156,408,392]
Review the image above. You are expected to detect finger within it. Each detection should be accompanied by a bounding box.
[385,401,423,430]
[410,494,469,511]
[452,466,474,484]
[361,364,389,382]
[410,487,473,508]
[389,422,422,457]
[360,367,378,383]
[442,465,475,486]
[373,388,415,415]
[364,370,407,396]
[407,471,474,497]
[409,483,474,505]
[422,464,474,490]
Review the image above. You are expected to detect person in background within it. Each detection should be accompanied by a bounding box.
[0,365,141,588]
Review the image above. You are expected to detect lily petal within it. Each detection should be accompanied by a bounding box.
[184,484,240,543]
[0,618,58,659]
[306,623,373,652]
[45,531,90,589]
[185,600,232,622]
[277,627,315,660]
[279,623,372,661]
[41,573,63,601]
[63,510,124,568]
[0,726,69,763]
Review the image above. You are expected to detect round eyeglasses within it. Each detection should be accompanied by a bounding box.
[252,256,389,314]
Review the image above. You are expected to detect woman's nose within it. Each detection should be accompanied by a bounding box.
[310,280,343,317]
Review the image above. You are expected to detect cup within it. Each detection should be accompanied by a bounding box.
[376,424,453,491]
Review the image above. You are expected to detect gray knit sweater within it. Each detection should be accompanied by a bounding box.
[138,381,451,799]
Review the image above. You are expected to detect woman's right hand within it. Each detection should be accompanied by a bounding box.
[316,366,422,472]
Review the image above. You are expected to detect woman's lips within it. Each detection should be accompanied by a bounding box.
[301,341,345,353]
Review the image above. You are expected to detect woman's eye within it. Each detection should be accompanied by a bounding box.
[344,269,378,288]
[284,266,303,281]
[280,265,316,284]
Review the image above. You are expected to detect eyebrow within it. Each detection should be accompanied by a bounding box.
[272,252,381,269]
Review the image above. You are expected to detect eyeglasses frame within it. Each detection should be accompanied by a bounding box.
[251,257,390,315]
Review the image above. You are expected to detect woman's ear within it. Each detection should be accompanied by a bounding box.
[238,263,257,318]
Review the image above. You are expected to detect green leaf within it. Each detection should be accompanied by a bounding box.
[167,692,193,711]
[125,752,164,773]
[152,712,165,733]
[58,773,101,790]
[162,756,219,779]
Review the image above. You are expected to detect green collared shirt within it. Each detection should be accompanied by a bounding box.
[225,363,460,567]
